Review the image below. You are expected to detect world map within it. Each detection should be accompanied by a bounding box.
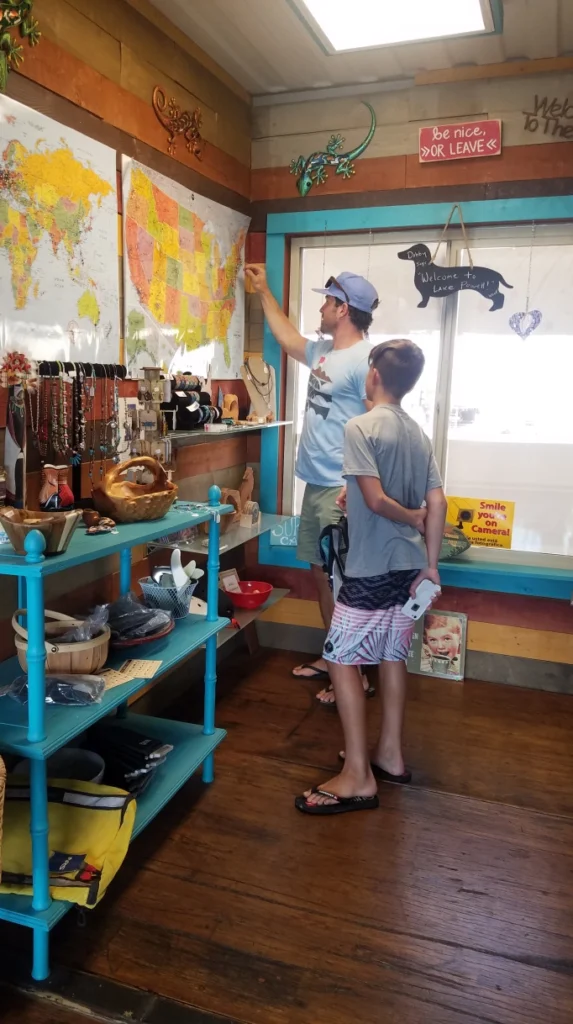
[123,159,250,378]
[0,96,119,362]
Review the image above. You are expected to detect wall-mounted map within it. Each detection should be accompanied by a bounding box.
[122,158,250,378]
[0,96,119,362]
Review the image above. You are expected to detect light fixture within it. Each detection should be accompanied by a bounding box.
[290,0,498,53]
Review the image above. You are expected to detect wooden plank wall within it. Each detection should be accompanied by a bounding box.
[13,0,251,201]
[252,72,573,203]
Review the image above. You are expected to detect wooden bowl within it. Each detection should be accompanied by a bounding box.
[92,457,177,523]
[0,508,81,555]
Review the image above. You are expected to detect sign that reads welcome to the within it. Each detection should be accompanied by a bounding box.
[419,120,502,163]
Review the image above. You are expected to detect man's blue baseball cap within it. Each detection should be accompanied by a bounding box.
[312,272,379,313]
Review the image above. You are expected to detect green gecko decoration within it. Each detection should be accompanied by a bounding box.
[0,1,41,92]
[290,101,376,197]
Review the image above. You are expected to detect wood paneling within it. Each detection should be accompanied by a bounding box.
[251,141,573,201]
[259,596,573,664]
[59,0,251,133]
[14,37,250,198]
[416,55,573,85]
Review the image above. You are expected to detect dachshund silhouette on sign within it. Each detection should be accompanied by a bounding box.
[398,243,513,311]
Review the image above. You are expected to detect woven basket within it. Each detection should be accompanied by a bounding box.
[139,576,197,619]
[92,456,177,523]
[0,755,4,882]
[12,609,110,674]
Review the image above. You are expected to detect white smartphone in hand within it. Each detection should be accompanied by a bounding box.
[402,579,441,620]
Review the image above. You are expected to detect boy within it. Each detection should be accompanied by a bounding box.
[295,339,447,815]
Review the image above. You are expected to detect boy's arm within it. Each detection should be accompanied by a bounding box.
[356,477,427,534]
[344,420,426,533]
[245,265,308,363]
[409,486,448,596]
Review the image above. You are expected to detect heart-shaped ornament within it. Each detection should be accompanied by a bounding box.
[509,309,542,339]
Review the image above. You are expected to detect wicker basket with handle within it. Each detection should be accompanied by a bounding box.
[0,755,5,882]
[12,609,110,674]
[92,456,178,523]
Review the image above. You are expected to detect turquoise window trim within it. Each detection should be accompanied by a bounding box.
[259,194,573,600]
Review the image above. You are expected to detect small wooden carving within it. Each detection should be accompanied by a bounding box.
[152,85,203,158]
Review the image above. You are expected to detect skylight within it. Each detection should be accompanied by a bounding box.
[296,0,492,52]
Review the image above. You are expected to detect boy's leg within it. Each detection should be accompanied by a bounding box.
[373,659,408,777]
[302,662,376,807]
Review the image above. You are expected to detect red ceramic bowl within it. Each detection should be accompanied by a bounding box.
[229,581,273,610]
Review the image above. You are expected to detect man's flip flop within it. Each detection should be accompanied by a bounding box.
[295,787,379,815]
[318,684,376,708]
[338,753,411,784]
[292,663,330,681]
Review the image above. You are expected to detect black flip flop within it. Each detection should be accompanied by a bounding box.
[295,787,379,816]
[318,684,376,708]
[338,753,411,784]
[292,663,330,681]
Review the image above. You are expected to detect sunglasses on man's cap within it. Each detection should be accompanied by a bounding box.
[325,276,379,312]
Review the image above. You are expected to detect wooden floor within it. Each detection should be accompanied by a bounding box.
[3,647,573,1023]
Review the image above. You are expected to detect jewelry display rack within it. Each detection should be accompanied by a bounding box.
[0,488,232,981]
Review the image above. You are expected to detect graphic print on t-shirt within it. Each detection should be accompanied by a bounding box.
[306,355,333,420]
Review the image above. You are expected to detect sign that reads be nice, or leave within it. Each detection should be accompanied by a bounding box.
[419,120,502,163]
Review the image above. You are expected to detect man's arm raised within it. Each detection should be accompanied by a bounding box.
[245,265,308,364]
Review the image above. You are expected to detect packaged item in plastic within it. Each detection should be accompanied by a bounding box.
[57,605,109,644]
[105,592,172,642]
[0,674,105,705]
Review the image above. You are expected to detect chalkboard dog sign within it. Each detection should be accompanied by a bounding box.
[398,243,513,311]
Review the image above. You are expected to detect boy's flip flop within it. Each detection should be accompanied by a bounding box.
[292,663,330,680]
[338,752,411,784]
[295,787,379,815]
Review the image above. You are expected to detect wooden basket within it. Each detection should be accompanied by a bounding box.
[92,456,178,523]
[0,508,81,556]
[12,609,111,674]
[0,755,5,882]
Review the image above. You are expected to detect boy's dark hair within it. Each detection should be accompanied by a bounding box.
[334,298,373,334]
[369,339,425,399]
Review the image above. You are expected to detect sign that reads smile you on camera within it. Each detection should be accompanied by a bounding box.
[446,497,515,549]
[419,120,502,163]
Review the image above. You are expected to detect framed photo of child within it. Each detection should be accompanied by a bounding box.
[407,611,468,681]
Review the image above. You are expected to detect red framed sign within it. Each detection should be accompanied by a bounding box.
[419,120,502,163]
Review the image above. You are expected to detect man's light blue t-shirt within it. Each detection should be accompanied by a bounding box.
[295,337,372,488]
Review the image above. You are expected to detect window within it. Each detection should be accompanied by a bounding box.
[285,226,573,565]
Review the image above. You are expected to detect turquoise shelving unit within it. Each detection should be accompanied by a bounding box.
[0,486,232,981]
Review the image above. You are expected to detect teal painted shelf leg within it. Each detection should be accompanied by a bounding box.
[203,486,221,784]
[32,927,49,982]
[18,575,26,626]
[117,547,133,719]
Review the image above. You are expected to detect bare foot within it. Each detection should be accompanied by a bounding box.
[338,748,406,777]
[302,768,377,807]
[316,674,371,705]
[292,658,329,679]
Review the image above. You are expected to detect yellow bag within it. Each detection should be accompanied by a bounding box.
[0,777,135,907]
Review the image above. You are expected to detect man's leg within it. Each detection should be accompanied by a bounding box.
[293,485,337,681]
[301,662,376,807]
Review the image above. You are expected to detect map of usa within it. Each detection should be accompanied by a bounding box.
[0,96,119,362]
[123,159,250,378]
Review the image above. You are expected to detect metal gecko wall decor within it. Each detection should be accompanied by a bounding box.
[290,101,376,197]
[0,1,41,92]
[152,85,203,159]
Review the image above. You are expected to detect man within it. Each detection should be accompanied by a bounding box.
[295,339,447,815]
[245,265,381,704]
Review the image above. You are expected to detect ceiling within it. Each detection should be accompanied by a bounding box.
[151,0,573,97]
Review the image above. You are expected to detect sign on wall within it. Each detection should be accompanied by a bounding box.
[446,497,515,549]
[419,120,502,163]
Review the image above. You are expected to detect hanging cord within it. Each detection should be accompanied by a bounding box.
[524,222,536,314]
[432,203,474,269]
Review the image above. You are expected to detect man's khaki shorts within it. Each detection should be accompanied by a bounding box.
[297,483,342,565]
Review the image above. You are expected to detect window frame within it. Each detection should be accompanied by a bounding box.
[257,195,573,600]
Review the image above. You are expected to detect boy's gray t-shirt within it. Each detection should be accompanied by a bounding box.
[343,404,442,578]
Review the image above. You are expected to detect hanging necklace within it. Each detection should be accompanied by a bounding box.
[244,357,273,401]
[26,381,39,448]
[99,366,109,479]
